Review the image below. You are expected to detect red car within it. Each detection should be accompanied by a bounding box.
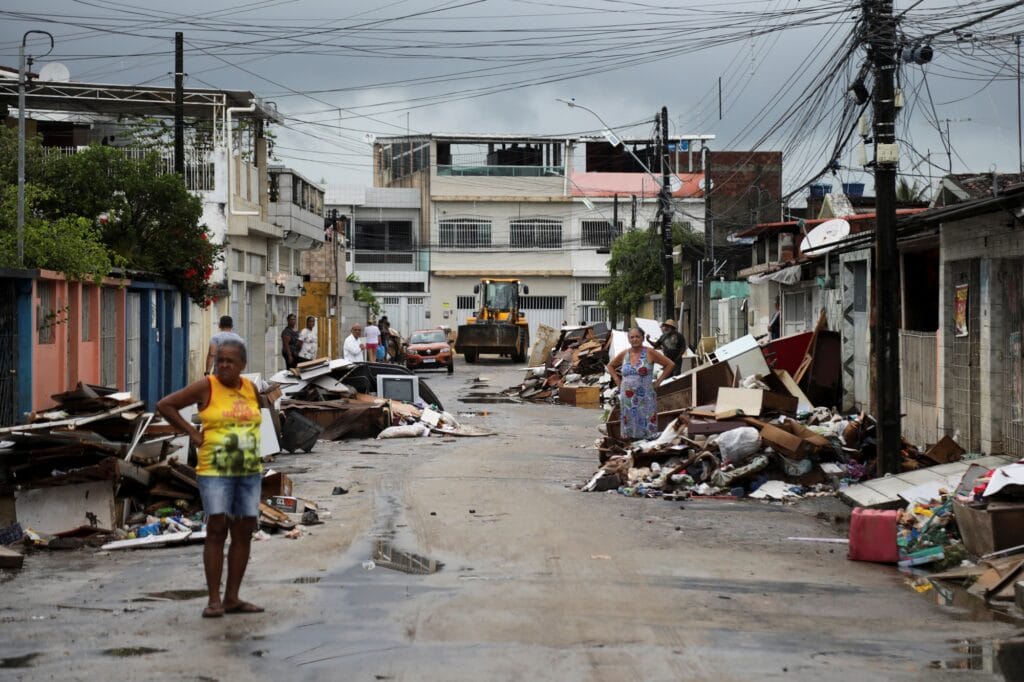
[404,328,454,373]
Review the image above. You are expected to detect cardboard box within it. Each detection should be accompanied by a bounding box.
[261,471,293,499]
[757,420,830,460]
[953,500,1024,557]
[558,385,600,408]
[714,388,798,420]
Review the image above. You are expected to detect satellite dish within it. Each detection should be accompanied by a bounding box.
[38,62,71,82]
[363,132,376,144]
[668,175,683,193]
[800,218,851,257]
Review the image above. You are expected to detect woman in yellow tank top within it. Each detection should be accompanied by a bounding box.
[158,339,264,618]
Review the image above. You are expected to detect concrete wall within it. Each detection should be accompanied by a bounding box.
[938,214,1024,454]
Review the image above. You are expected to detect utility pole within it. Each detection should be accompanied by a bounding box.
[659,106,675,322]
[17,30,54,268]
[865,0,902,475]
[1017,34,1022,183]
[174,32,184,176]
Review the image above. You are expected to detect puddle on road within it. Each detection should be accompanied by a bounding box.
[913,578,1024,625]
[371,540,443,575]
[142,589,208,601]
[0,653,41,668]
[102,647,167,657]
[930,637,1024,679]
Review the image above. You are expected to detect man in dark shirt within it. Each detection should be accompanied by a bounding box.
[648,319,686,377]
[281,314,303,369]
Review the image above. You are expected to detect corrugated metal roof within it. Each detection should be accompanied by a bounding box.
[735,208,927,238]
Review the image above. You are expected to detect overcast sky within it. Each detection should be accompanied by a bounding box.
[2,0,1022,203]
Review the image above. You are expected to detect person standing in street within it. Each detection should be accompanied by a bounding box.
[769,298,782,340]
[646,319,686,377]
[607,327,674,440]
[363,319,380,362]
[377,316,391,361]
[205,315,244,376]
[343,323,365,363]
[297,316,318,362]
[281,314,303,370]
[156,339,264,618]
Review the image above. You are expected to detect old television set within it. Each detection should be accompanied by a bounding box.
[376,374,420,404]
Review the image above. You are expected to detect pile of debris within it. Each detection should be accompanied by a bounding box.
[269,357,489,441]
[579,324,972,503]
[0,383,205,558]
[514,323,612,406]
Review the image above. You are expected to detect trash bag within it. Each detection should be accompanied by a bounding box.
[377,423,431,439]
[716,427,762,465]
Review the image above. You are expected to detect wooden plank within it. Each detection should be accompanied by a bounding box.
[0,546,24,569]
[0,402,145,435]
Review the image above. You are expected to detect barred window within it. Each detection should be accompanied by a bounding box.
[457,295,476,309]
[380,296,401,305]
[519,295,566,310]
[581,220,622,248]
[510,217,562,249]
[38,280,56,345]
[439,218,491,248]
[580,282,607,301]
[81,286,93,342]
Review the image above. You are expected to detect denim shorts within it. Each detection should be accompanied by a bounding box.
[197,474,262,518]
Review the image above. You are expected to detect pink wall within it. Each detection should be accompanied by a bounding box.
[32,272,69,412]
[70,283,103,386]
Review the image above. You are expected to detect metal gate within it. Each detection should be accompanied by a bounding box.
[1004,259,1024,457]
[520,295,567,342]
[948,260,981,451]
[100,288,118,387]
[0,279,18,426]
[125,292,142,399]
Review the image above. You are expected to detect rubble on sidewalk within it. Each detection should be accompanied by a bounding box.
[512,323,613,405]
[267,357,489,440]
[573,327,981,511]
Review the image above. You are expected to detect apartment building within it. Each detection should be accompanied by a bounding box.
[371,133,709,339]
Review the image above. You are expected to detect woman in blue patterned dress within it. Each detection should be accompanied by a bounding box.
[607,327,675,441]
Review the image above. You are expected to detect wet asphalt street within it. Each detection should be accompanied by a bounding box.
[1,360,1022,681]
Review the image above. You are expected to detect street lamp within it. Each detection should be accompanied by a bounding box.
[556,97,659,179]
[17,30,54,267]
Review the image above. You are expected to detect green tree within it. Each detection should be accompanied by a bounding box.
[599,228,662,326]
[598,222,705,327]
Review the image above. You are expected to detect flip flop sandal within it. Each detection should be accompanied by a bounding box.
[202,605,224,618]
[224,601,264,614]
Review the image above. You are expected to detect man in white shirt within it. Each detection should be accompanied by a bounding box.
[363,320,380,362]
[298,316,318,361]
[343,324,365,363]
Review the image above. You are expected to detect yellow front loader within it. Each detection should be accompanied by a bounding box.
[455,279,530,363]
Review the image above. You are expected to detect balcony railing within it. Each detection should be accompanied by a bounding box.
[40,146,216,192]
[436,164,564,178]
